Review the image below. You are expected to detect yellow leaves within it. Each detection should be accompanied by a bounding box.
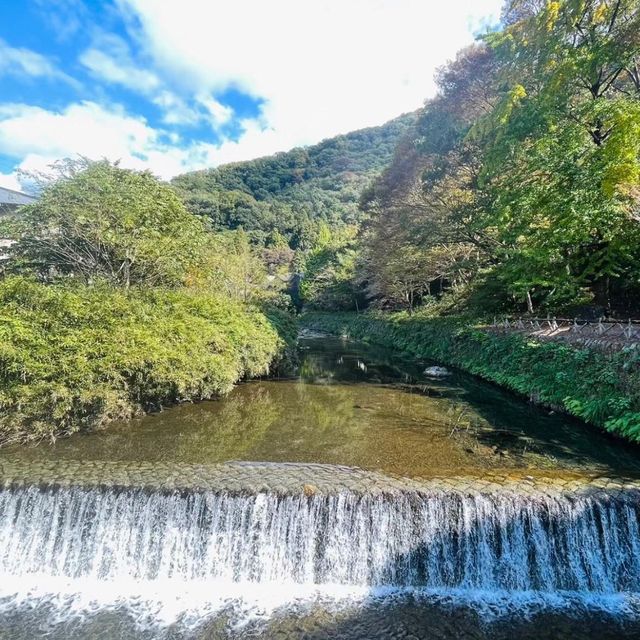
[471,82,528,135]
[512,84,527,101]
[603,155,640,199]
[496,84,528,125]
[592,2,608,25]
[545,59,559,72]
[545,1,561,32]
[599,102,640,198]
[531,217,552,230]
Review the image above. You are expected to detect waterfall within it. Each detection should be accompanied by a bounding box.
[2,484,639,594]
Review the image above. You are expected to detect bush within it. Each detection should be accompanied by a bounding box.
[0,277,291,445]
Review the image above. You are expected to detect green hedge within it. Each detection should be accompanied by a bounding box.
[302,311,640,443]
[0,277,295,445]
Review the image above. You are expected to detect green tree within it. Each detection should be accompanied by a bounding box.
[360,44,499,312]
[299,225,364,311]
[3,159,208,288]
[171,114,416,248]
[359,1,640,315]
[479,0,640,311]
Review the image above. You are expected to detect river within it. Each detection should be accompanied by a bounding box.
[1,334,640,638]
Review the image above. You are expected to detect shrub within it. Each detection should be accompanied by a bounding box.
[0,277,290,445]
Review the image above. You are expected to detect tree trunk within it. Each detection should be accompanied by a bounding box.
[526,290,534,314]
[123,257,131,289]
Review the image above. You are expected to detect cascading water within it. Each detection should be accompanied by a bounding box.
[2,485,640,591]
[0,485,640,639]
[4,339,640,638]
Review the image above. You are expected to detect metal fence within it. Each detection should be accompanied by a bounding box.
[491,316,640,344]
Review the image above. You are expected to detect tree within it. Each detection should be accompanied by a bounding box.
[360,2,640,315]
[170,114,416,248]
[479,0,640,310]
[3,159,207,288]
[360,44,500,311]
[299,225,364,311]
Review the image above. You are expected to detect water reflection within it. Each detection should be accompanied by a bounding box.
[3,336,640,478]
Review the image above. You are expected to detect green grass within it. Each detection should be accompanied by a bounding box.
[302,311,640,443]
[0,277,295,445]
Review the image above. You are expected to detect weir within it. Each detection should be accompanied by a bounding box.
[2,479,640,594]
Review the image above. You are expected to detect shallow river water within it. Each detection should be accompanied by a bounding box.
[1,335,640,639]
[6,334,640,478]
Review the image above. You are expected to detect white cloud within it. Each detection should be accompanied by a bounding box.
[0,1,503,182]
[0,101,219,182]
[79,32,234,131]
[0,171,22,192]
[0,38,76,86]
[154,93,233,129]
[80,47,160,93]
[118,0,503,159]
[0,102,154,160]
[153,91,201,125]
[198,96,233,126]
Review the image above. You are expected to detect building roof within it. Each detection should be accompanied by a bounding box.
[0,186,36,206]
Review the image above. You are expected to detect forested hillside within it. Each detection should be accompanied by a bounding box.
[171,114,414,249]
[361,0,640,316]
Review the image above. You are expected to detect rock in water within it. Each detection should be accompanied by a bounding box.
[303,483,317,496]
[424,366,451,378]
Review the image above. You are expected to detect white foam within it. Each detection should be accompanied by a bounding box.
[1,485,640,632]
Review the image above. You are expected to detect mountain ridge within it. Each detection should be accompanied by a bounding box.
[171,112,416,248]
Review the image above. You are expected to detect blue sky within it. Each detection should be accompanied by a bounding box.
[0,0,502,190]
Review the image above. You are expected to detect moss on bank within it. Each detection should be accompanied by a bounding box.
[0,277,296,445]
[302,311,640,443]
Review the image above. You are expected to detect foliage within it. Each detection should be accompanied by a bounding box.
[187,229,269,303]
[478,0,640,312]
[2,160,208,288]
[171,114,415,249]
[0,277,292,445]
[360,1,640,315]
[298,224,364,311]
[360,45,499,312]
[0,161,297,445]
[302,311,640,442]
[1,160,288,307]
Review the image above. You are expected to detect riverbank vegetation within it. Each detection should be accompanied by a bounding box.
[303,0,640,443]
[168,1,640,319]
[0,160,295,445]
[302,311,640,442]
